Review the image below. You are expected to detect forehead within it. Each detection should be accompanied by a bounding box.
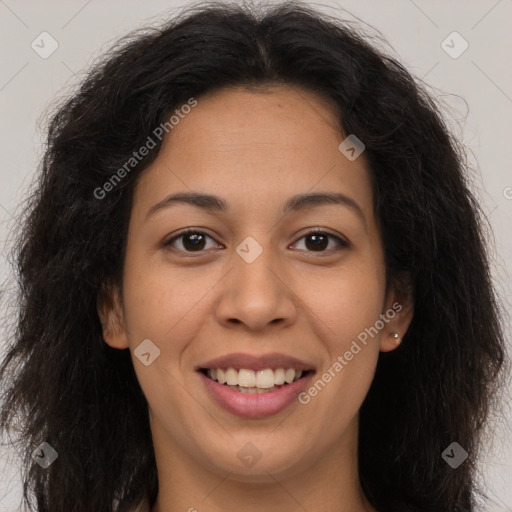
[132,85,374,223]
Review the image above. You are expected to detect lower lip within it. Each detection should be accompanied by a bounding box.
[199,371,314,419]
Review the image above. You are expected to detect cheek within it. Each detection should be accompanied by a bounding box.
[299,258,386,345]
[121,252,211,344]
[300,270,384,434]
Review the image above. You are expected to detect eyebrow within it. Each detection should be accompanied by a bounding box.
[145,191,366,225]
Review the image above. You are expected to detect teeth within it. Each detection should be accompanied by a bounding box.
[284,368,295,383]
[256,369,275,388]
[225,368,238,385]
[238,368,256,387]
[206,367,306,388]
[274,368,285,385]
[228,384,278,393]
[230,385,273,394]
[217,368,226,385]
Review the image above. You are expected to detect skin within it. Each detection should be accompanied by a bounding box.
[99,84,413,512]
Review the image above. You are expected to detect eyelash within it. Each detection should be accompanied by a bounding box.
[163,228,349,255]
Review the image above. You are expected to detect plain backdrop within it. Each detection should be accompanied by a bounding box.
[1,1,511,511]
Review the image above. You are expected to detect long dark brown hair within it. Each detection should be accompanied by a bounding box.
[0,2,509,511]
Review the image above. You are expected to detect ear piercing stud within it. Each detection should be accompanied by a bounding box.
[391,332,401,344]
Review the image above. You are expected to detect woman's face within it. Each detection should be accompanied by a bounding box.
[100,85,411,482]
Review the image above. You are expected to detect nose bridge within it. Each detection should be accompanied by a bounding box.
[215,233,297,329]
[234,233,283,300]
[234,237,279,293]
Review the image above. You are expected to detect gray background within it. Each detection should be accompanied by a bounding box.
[1,0,511,511]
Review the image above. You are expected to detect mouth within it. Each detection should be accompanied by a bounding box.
[196,352,316,418]
[198,367,313,394]
[197,362,316,418]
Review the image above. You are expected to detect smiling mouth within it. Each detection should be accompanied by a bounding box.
[199,367,313,394]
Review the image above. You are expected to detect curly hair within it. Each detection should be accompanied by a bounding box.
[0,2,508,511]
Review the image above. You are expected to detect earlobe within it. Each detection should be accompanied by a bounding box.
[379,331,405,353]
[96,281,129,349]
[379,281,414,353]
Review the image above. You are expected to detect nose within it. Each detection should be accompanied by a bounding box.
[214,241,298,332]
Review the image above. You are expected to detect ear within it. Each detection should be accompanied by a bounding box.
[379,275,414,353]
[97,280,129,349]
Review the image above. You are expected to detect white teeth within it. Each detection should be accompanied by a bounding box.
[284,369,296,384]
[256,369,275,388]
[238,369,256,387]
[228,384,277,393]
[217,368,227,385]
[274,368,285,385]
[225,368,238,385]
[205,367,306,388]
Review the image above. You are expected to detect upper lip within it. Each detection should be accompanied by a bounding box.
[196,352,315,372]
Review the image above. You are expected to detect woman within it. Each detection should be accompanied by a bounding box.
[0,2,508,511]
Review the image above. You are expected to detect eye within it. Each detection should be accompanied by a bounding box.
[163,229,222,253]
[163,228,349,255]
[291,229,349,253]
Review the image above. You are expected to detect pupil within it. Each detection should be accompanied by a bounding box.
[184,233,205,251]
[306,233,327,251]
[181,233,328,252]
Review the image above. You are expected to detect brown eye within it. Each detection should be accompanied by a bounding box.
[164,228,348,255]
[305,232,329,251]
[292,230,349,253]
[164,230,219,253]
